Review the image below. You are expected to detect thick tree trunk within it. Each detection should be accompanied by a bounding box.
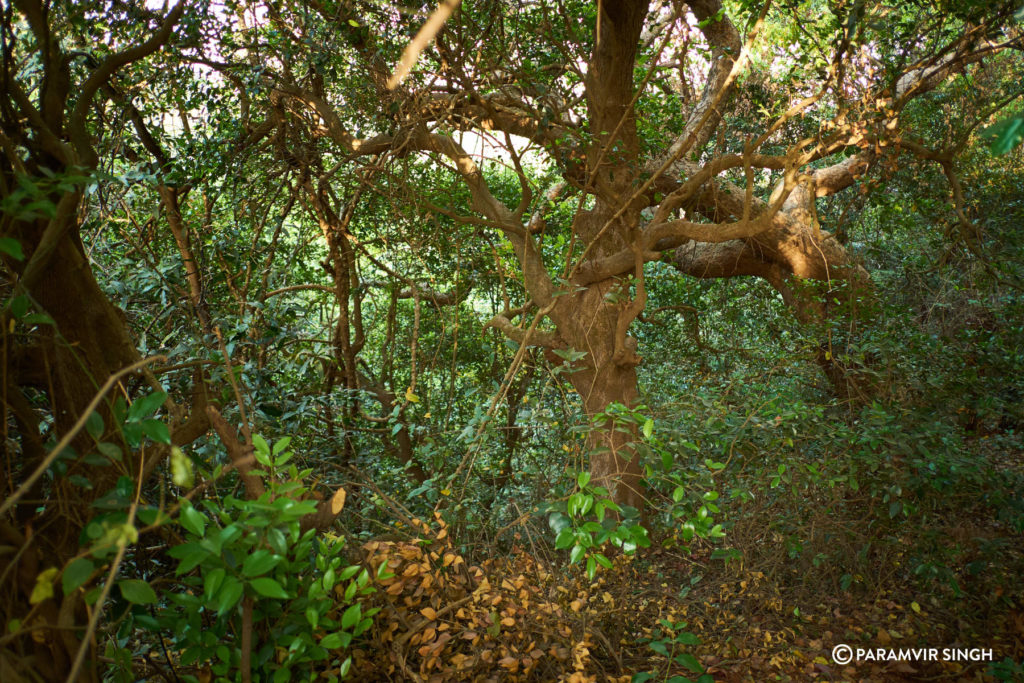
[3,205,145,681]
[559,283,646,511]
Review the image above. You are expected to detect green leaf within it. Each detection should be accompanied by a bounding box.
[137,506,169,527]
[21,312,55,326]
[217,577,243,615]
[168,542,209,574]
[643,418,654,439]
[96,442,122,462]
[585,555,597,580]
[85,412,104,440]
[272,436,291,455]
[321,633,343,649]
[267,526,287,555]
[62,558,94,595]
[127,391,166,422]
[569,544,586,564]
[554,528,574,550]
[576,471,591,489]
[341,603,361,630]
[675,632,701,645]
[594,553,612,569]
[548,512,571,534]
[142,419,171,445]
[677,652,704,674]
[250,577,289,599]
[252,434,270,457]
[10,295,29,319]
[0,237,24,260]
[118,579,158,604]
[983,115,1024,155]
[122,421,143,449]
[204,567,226,600]
[179,502,208,538]
[242,550,281,577]
[253,436,272,466]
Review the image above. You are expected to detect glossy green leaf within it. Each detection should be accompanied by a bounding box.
[250,577,289,599]
[118,579,157,604]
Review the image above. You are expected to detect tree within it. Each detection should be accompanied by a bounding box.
[234,0,1021,507]
[0,2,201,676]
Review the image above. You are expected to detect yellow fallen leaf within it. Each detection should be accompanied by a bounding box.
[405,387,420,403]
[330,487,347,514]
[910,601,921,613]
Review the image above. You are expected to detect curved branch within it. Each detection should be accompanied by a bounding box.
[68,1,186,166]
[485,313,563,349]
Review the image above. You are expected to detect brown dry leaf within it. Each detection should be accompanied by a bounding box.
[498,656,519,671]
[442,553,457,567]
[421,606,437,620]
[501,617,516,627]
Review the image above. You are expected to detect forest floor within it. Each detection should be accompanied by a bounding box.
[612,537,1024,682]
[345,447,1024,682]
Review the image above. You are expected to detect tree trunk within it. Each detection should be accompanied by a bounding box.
[552,223,647,510]
[3,203,146,681]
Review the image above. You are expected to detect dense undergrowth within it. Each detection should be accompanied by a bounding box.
[4,1,1024,681]
[76,253,1024,682]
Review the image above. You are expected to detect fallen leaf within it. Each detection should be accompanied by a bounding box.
[330,487,346,514]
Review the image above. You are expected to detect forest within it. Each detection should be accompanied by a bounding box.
[1,0,1023,680]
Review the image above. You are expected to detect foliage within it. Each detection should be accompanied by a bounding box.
[2,0,1024,680]
[140,438,377,681]
[632,619,712,683]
